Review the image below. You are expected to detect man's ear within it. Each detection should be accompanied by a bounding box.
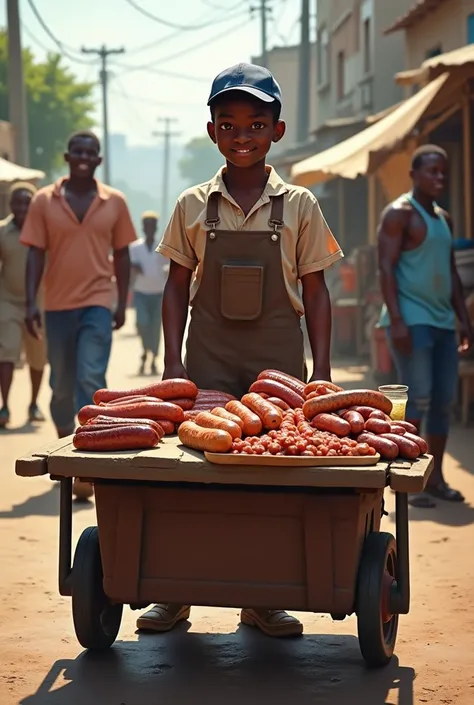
[207,121,217,144]
[273,119,286,143]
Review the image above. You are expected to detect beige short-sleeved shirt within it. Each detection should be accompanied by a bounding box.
[158,166,343,315]
[20,178,137,311]
[0,216,27,305]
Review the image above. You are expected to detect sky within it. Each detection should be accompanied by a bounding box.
[1,0,303,148]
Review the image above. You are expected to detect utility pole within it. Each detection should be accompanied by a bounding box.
[81,44,125,184]
[153,118,179,219]
[6,0,29,165]
[297,0,311,144]
[251,0,271,68]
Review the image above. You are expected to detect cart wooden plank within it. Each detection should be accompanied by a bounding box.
[38,436,389,488]
[389,455,433,493]
[15,438,74,477]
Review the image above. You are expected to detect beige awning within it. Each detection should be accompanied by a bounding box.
[291,73,449,187]
[395,44,474,85]
[0,158,45,184]
[384,0,449,34]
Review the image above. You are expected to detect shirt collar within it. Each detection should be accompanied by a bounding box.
[209,165,288,199]
[52,177,111,200]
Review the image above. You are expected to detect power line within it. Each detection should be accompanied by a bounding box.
[123,0,246,31]
[25,0,96,64]
[108,87,200,108]
[116,16,252,75]
[112,63,209,83]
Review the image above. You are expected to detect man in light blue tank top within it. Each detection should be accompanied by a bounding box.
[378,145,472,508]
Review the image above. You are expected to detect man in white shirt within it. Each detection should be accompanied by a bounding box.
[130,211,168,375]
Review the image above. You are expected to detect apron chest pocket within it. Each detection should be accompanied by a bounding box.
[220,265,264,320]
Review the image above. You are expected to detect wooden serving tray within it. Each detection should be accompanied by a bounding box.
[204,453,381,467]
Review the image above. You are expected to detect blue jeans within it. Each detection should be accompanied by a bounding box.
[134,292,162,356]
[45,306,113,431]
[387,325,458,436]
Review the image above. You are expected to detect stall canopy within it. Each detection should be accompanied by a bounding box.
[395,44,474,86]
[0,157,45,183]
[291,73,449,187]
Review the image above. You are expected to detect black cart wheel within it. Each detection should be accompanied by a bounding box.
[72,526,123,650]
[356,532,399,668]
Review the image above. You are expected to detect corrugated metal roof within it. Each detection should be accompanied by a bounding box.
[384,0,449,34]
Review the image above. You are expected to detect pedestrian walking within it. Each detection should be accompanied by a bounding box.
[378,144,472,508]
[136,63,342,636]
[0,183,47,427]
[130,211,168,375]
[21,131,137,499]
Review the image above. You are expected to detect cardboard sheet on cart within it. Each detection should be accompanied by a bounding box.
[16,435,434,492]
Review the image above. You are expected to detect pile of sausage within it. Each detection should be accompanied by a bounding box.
[73,379,197,451]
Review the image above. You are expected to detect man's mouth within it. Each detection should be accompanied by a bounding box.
[77,163,90,171]
[232,147,257,155]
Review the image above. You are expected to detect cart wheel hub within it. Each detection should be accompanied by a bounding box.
[381,570,395,623]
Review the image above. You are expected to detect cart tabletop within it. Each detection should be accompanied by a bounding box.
[15,435,433,493]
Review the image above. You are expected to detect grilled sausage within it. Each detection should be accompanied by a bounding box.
[311,413,351,437]
[393,420,418,434]
[93,379,198,404]
[102,395,157,406]
[225,400,263,436]
[304,380,344,395]
[381,433,420,459]
[78,401,184,425]
[73,425,160,451]
[369,409,391,421]
[266,397,291,411]
[194,411,242,439]
[348,405,377,420]
[342,410,365,434]
[166,398,195,411]
[241,393,283,430]
[211,407,245,429]
[85,415,164,434]
[178,420,233,453]
[389,424,407,435]
[357,432,399,460]
[257,369,306,397]
[249,379,304,408]
[364,417,392,435]
[303,390,393,420]
[403,432,428,454]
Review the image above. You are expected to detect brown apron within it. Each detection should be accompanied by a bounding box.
[186,192,306,398]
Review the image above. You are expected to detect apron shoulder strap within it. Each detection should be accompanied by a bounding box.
[205,192,220,227]
[268,194,284,231]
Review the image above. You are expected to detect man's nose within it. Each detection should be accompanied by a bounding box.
[234,130,251,144]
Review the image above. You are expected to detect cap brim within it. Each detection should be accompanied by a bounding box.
[208,85,276,106]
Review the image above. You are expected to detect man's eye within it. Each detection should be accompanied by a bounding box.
[219,123,233,130]
[252,122,265,129]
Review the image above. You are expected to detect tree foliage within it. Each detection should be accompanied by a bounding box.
[0,30,95,175]
[179,135,224,186]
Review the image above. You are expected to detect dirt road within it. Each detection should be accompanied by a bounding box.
[1,318,473,705]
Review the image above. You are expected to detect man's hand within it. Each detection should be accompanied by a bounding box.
[25,305,42,340]
[458,323,473,353]
[390,319,411,355]
[113,305,126,331]
[162,362,189,380]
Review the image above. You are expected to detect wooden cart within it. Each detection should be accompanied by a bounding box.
[16,437,433,668]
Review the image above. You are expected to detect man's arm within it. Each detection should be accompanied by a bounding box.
[113,246,131,330]
[377,207,411,354]
[25,246,46,339]
[302,271,332,382]
[445,213,472,349]
[162,260,192,380]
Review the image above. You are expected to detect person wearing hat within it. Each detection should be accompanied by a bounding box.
[0,182,47,427]
[130,210,169,375]
[136,63,343,637]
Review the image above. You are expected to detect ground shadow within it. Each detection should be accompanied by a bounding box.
[0,421,42,436]
[0,484,91,519]
[388,499,474,527]
[446,425,474,478]
[19,628,414,705]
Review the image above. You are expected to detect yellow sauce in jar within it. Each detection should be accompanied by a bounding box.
[389,401,407,421]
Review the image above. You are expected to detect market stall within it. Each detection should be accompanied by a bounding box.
[16,375,433,669]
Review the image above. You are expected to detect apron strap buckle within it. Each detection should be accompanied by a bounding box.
[268,194,285,232]
[205,191,221,228]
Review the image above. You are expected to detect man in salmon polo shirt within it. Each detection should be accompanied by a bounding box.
[21,131,137,500]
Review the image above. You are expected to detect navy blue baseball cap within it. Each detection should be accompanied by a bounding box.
[207,63,282,106]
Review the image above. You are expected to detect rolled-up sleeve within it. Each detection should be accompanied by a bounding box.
[19,193,49,250]
[297,193,343,277]
[157,201,197,270]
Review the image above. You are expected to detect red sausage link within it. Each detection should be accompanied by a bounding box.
[78,402,184,425]
[389,424,407,435]
[381,433,420,459]
[86,415,163,434]
[393,420,418,434]
[266,397,291,411]
[303,390,393,419]
[93,379,198,404]
[249,379,304,409]
[155,419,176,435]
[342,410,365,434]
[257,369,306,397]
[73,426,160,451]
[348,406,376,420]
[369,409,391,421]
[403,432,428,454]
[241,393,283,430]
[357,432,399,460]
[311,413,351,437]
[365,417,392,435]
[167,398,195,411]
[305,380,344,395]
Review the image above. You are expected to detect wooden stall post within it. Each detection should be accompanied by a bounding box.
[463,97,472,239]
[368,174,376,244]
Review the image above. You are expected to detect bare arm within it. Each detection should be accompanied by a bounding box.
[302,270,332,382]
[113,246,131,330]
[24,247,45,339]
[162,260,192,379]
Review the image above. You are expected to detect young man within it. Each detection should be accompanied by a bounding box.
[136,63,342,637]
[0,183,47,426]
[21,131,137,499]
[130,211,168,375]
[378,144,472,509]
